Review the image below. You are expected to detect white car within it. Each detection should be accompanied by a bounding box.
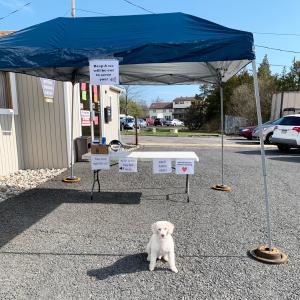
[252,118,283,144]
[165,119,184,126]
[271,114,300,152]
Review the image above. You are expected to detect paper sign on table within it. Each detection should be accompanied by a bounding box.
[175,159,194,175]
[153,159,172,174]
[91,154,110,171]
[119,158,137,172]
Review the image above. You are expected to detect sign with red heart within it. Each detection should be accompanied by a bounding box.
[176,160,194,175]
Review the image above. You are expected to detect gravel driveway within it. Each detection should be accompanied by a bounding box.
[0,141,299,299]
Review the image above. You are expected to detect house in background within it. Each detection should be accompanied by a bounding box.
[172,96,197,120]
[149,102,173,120]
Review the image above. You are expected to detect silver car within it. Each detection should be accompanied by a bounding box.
[252,118,283,144]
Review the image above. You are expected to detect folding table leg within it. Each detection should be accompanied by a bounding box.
[185,174,190,202]
[96,170,101,192]
[91,171,96,200]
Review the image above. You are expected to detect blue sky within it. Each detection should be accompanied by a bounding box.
[1,0,300,103]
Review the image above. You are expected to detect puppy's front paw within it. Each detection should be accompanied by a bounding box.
[149,265,155,271]
[171,267,178,273]
[147,255,150,262]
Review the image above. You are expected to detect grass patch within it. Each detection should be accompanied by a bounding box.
[122,127,219,137]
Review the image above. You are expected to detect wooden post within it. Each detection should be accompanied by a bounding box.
[135,116,138,145]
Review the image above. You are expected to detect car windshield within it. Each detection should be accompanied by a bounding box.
[272,117,284,125]
[279,116,300,126]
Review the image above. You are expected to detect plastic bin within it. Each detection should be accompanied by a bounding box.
[75,136,91,162]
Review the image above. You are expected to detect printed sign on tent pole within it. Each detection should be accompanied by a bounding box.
[175,159,194,175]
[153,159,172,174]
[40,78,55,102]
[89,59,119,85]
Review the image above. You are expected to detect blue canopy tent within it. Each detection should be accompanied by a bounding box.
[0,12,285,262]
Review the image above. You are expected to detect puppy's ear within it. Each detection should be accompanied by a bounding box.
[167,222,174,235]
[151,222,157,234]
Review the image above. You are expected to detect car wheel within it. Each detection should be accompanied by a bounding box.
[277,144,291,152]
[265,132,273,144]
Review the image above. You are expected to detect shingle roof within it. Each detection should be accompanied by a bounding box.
[149,102,173,109]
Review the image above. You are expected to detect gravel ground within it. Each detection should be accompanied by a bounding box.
[0,169,66,203]
[0,142,299,299]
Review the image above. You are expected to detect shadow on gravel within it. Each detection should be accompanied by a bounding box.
[269,156,300,163]
[236,149,300,156]
[0,189,141,249]
[87,253,149,280]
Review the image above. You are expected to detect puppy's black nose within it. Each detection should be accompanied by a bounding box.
[161,234,165,237]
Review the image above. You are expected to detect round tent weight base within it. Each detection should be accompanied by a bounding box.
[211,184,232,192]
[62,176,81,183]
[249,245,288,264]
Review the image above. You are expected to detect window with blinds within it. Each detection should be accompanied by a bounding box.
[0,72,12,109]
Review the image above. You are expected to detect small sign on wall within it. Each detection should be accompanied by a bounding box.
[40,78,55,102]
[89,59,119,85]
[175,160,194,175]
[153,159,172,174]
[91,154,110,170]
[119,158,137,172]
[81,110,91,127]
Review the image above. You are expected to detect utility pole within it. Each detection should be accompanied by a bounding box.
[71,0,75,17]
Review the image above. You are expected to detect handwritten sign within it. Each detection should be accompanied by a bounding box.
[153,159,172,174]
[89,59,119,85]
[175,160,194,175]
[81,110,91,127]
[119,158,137,172]
[91,155,110,171]
[40,78,55,102]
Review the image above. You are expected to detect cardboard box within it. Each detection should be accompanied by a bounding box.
[91,144,109,155]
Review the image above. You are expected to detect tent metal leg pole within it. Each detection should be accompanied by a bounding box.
[89,84,94,141]
[252,60,272,249]
[249,59,287,264]
[211,83,231,192]
[220,85,224,186]
[63,82,80,183]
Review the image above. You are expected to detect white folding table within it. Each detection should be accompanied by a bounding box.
[82,151,199,202]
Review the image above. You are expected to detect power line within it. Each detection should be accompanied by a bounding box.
[0,1,32,21]
[253,31,300,37]
[255,44,300,54]
[76,8,109,16]
[121,0,155,14]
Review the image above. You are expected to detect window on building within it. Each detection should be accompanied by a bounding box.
[180,100,184,104]
[152,109,156,112]
[0,72,12,109]
[163,109,166,112]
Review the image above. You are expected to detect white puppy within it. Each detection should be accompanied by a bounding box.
[146,221,178,273]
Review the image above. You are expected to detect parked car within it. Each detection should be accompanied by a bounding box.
[252,118,283,144]
[271,114,300,152]
[154,118,166,126]
[138,119,147,128]
[239,126,256,140]
[146,117,155,126]
[165,119,184,126]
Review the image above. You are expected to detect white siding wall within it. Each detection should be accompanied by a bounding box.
[16,74,70,169]
[0,114,24,175]
[0,73,24,176]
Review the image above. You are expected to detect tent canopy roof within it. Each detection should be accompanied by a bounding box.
[0,12,254,84]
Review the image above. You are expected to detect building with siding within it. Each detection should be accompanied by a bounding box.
[172,97,197,120]
[149,102,173,120]
[0,71,120,176]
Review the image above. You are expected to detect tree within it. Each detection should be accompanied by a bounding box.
[119,97,143,117]
[184,96,208,130]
